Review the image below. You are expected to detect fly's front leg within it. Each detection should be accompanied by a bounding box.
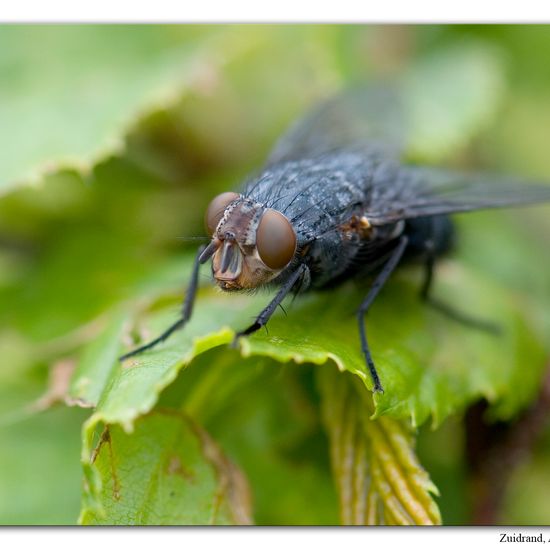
[233,264,309,343]
[421,243,501,334]
[120,245,205,361]
[357,236,409,393]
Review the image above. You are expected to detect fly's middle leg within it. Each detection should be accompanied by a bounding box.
[357,235,409,393]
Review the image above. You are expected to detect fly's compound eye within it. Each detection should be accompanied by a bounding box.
[205,192,240,235]
[256,209,297,270]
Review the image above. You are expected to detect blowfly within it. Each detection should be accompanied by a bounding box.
[121,86,550,392]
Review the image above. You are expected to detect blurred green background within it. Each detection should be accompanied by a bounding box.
[1,25,550,525]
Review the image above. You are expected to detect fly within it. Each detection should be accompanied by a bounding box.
[120,85,550,393]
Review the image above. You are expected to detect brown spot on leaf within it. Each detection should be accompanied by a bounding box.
[190,420,253,525]
[90,426,121,501]
[166,455,195,482]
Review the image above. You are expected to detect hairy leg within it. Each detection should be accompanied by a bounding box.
[233,264,308,341]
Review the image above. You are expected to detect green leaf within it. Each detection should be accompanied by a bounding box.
[80,410,252,525]
[69,290,264,431]
[68,312,130,409]
[317,367,440,525]
[0,25,228,192]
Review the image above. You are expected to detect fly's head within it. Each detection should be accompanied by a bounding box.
[201,192,297,291]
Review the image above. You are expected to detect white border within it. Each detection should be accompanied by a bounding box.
[2,527,550,550]
[1,0,550,23]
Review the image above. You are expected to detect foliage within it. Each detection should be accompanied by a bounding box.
[1,25,549,525]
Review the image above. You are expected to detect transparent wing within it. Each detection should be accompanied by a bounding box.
[266,84,407,166]
[366,166,550,225]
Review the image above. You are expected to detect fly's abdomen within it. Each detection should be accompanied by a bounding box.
[404,215,455,259]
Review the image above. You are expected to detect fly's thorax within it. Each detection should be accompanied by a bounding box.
[204,194,298,291]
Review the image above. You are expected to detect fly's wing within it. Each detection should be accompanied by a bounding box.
[366,165,550,225]
[266,85,407,166]
[265,85,550,222]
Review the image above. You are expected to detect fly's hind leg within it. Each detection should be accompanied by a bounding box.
[421,243,501,334]
[357,235,409,393]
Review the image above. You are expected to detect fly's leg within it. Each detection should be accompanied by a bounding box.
[119,246,205,361]
[232,264,308,343]
[420,243,501,334]
[358,236,409,393]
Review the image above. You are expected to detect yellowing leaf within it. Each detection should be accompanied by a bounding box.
[318,367,441,525]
